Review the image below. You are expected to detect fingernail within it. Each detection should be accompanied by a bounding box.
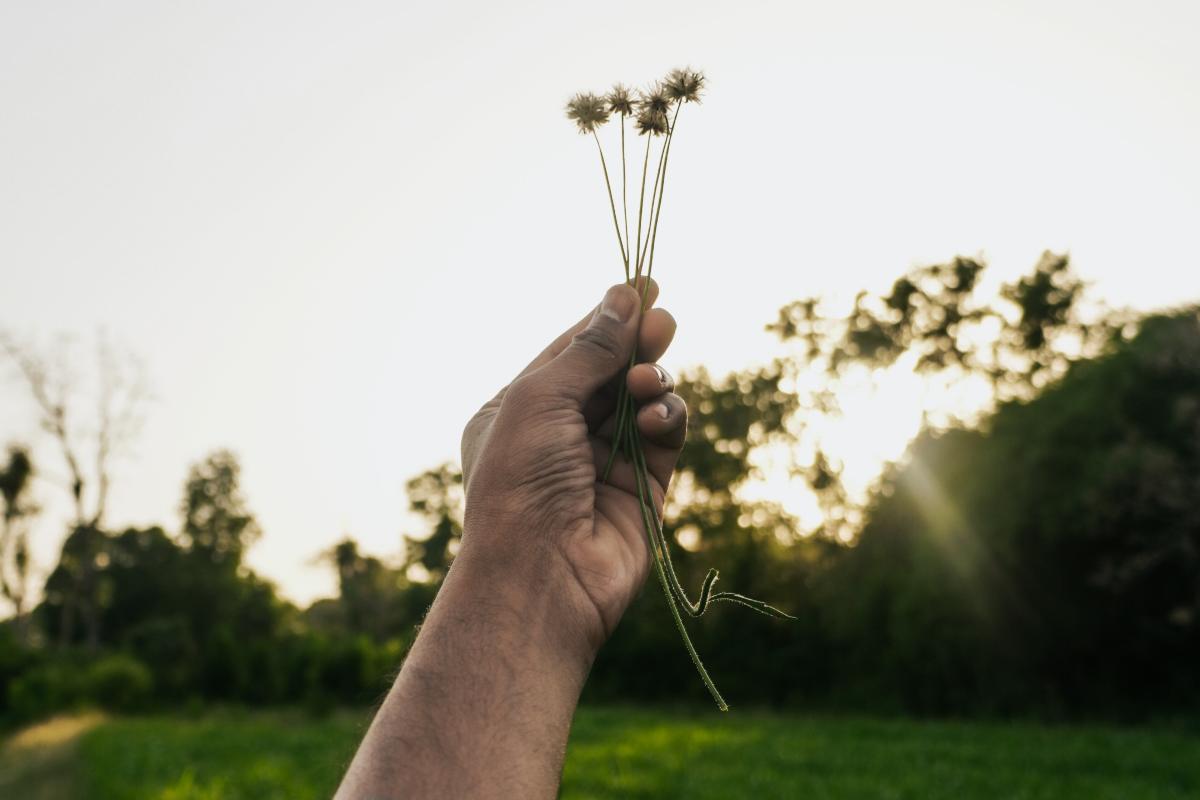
[653,364,670,387]
[600,286,636,323]
[654,401,671,420]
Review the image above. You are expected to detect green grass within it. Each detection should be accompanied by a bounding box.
[3,707,1199,799]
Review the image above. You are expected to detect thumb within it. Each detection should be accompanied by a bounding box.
[538,283,641,405]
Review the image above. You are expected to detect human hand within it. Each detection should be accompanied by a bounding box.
[458,279,685,660]
[337,280,685,799]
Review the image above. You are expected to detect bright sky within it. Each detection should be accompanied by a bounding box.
[3,0,1198,608]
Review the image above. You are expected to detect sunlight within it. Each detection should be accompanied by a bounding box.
[6,712,106,751]
[740,349,993,538]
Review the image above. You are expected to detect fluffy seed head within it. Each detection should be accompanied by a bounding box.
[664,67,705,104]
[635,108,669,136]
[565,92,611,134]
[607,84,635,115]
[638,84,672,117]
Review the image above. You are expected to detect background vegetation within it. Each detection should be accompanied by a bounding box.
[2,251,1198,730]
[4,707,1199,799]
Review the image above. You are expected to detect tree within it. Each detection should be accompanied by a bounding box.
[0,446,37,643]
[770,251,1120,402]
[1,332,147,649]
[323,537,409,641]
[819,308,1200,714]
[402,464,463,581]
[180,450,261,569]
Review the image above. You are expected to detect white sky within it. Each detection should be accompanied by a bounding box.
[2,0,1198,607]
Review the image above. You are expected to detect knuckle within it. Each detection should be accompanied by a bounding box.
[503,375,540,407]
[499,374,560,420]
[571,322,624,364]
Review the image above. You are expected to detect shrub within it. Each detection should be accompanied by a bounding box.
[7,661,86,721]
[86,653,154,712]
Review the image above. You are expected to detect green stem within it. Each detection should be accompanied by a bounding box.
[637,132,669,276]
[643,103,682,287]
[621,115,630,282]
[601,387,633,482]
[628,425,728,711]
[633,136,651,285]
[593,131,627,274]
[630,418,794,620]
[618,376,794,624]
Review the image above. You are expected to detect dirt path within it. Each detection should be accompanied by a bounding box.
[0,712,107,800]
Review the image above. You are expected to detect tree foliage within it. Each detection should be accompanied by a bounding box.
[3,251,1198,721]
[0,446,36,643]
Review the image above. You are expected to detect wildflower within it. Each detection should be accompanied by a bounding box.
[565,68,788,712]
[634,109,669,136]
[565,92,610,134]
[607,84,635,116]
[664,67,705,104]
[638,84,672,117]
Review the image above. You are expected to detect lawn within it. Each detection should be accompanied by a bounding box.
[2,706,1198,799]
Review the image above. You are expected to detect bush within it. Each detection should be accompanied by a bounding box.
[86,654,154,712]
[7,661,86,721]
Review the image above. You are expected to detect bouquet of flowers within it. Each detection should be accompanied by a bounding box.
[566,68,792,710]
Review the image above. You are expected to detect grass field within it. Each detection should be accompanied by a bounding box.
[3,706,1199,799]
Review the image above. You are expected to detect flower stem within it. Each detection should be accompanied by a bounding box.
[643,103,682,287]
[627,421,728,711]
[621,115,630,282]
[633,136,652,285]
[637,133,669,276]
[593,131,627,276]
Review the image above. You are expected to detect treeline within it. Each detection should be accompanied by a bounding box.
[0,452,422,722]
[2,253,1198,723]
[590,306,1200,717]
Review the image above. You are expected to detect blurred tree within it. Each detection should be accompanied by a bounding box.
[819,308,1200,714]
[769,251,1121,403]
[403,463,463,580]
[180,450,261,569]
[0,445,37,644]
[1,333,147,649]
[175,450,294,699]
[320,537,416,641]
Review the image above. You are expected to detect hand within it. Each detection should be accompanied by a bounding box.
[337,281,686,799]
[459,279,686,657]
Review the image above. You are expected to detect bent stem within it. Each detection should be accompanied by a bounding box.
[630,419,794,620]
[626,419,728,711]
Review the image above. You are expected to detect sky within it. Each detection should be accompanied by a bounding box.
[2,0,1199,607]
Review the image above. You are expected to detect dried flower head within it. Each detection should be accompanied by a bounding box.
[607,84,635,116]
[634,108,669,136]
[565,92,611,134]
[638,84,672,117]
[664,67,705,104]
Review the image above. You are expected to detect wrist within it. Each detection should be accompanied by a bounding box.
[341,521,598,799]
[451,520,607,672]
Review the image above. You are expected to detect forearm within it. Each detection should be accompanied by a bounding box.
[336,535,598,799]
